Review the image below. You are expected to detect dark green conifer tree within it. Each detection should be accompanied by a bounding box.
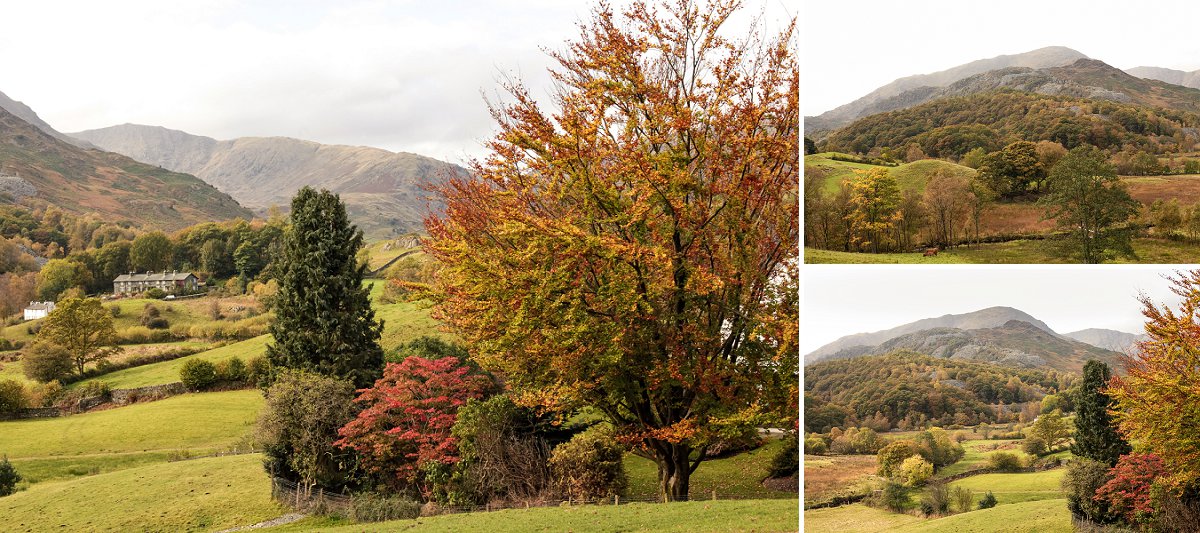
[266,187,384,388]
[1070,360,1130,465]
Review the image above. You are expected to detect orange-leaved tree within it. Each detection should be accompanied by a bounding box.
[418,0,797,501]
[1108,270,1200,487]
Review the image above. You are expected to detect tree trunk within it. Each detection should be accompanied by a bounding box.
[655,443,693,502]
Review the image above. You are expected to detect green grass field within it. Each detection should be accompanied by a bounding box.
[806,236,1200,264]
[936,439,1027,477]
[75,335,270,389]
[268,499,799,533]
[890,498,1071,533]
[804,503,924,533]
[804,469,1069,533]
[806,153,976,196]
[0,454,285,532]
[948,469,1065,507]
[624,438,793,501]
[0,389,261,485]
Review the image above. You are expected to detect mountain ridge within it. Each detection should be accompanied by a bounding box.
[0,106,252,230]
[806,46,1090,133]
[71,124,466,239]
[805,306,1057,363]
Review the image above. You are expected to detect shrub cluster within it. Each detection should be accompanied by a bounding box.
[548,425,628,502]
[988,451,1025,472]
[179,355,265,391]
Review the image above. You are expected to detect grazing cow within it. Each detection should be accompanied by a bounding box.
[923,248,939,257]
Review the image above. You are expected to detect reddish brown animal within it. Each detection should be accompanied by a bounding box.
[923,248,939,257]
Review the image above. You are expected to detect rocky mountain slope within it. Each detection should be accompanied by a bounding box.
[0,107,251,230]
[805,306,1056,363]
[806,306,1135,374]
[1127,65,1200,90]
[71,124,465,239]
[805,46,1088,133]
[1062,328,1147,354]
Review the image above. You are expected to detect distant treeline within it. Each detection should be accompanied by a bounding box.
[0,204,289,316]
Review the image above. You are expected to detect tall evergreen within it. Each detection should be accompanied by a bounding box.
[266,187,384,388]
[1070,360,1130,465]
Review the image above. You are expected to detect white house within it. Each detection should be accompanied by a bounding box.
[23,301,55,320]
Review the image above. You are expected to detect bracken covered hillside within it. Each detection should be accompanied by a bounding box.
[0,107,252,230]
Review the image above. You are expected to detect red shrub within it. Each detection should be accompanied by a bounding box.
[335,356,496,496]
[1094,453,1166,523]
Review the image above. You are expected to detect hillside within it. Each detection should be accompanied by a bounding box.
[805,153,978,195]
[806,46,1088,133]
[806,306,1056,363]
[0,107,252,230]
[823,87,1200,159]
[1127,65,1200,89]
[804,351,1069,432]
[1062,328,1146,354]
[869,320,1124,374]
[71,124,468,239]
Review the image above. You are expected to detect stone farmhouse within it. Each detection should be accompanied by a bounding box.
[113,271,199,295]
[23,301,55,320]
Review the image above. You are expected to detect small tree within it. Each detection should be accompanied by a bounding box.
[0,456,20,497]
[256,370,358,491]
[1028,409,1071,451]
[900,455,934,486]
[37,298,119,376]
[877,439,918,478]
[1062,458,1119,523]
[21,342,73,383]
[0,380,28,416]
[952,486,974,513]
[179,359,218,391]
[1039,145,1138,263]
[978,491,997,509]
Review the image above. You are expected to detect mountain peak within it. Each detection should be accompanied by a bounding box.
[806,306,1059,364]
[806,46,1089,132]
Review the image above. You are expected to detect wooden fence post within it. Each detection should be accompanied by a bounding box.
[712,489,717,501]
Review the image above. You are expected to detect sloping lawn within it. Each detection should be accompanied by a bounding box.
[269,499,799,533]
[0,454,285,532]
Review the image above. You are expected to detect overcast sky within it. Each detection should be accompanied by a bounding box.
[801,266,1195,354]
[802,0,1200,117]
[0,0,793,164]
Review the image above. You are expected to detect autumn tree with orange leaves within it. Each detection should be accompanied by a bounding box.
[1108,270,1200,488]
[418,0,797,501]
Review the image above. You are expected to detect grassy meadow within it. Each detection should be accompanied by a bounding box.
[804,151,1200,264]
[268,499,800,533]
[801,423,1078,532]
[0,454,285,532]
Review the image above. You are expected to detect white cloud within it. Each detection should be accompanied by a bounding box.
[0,0,792,164]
